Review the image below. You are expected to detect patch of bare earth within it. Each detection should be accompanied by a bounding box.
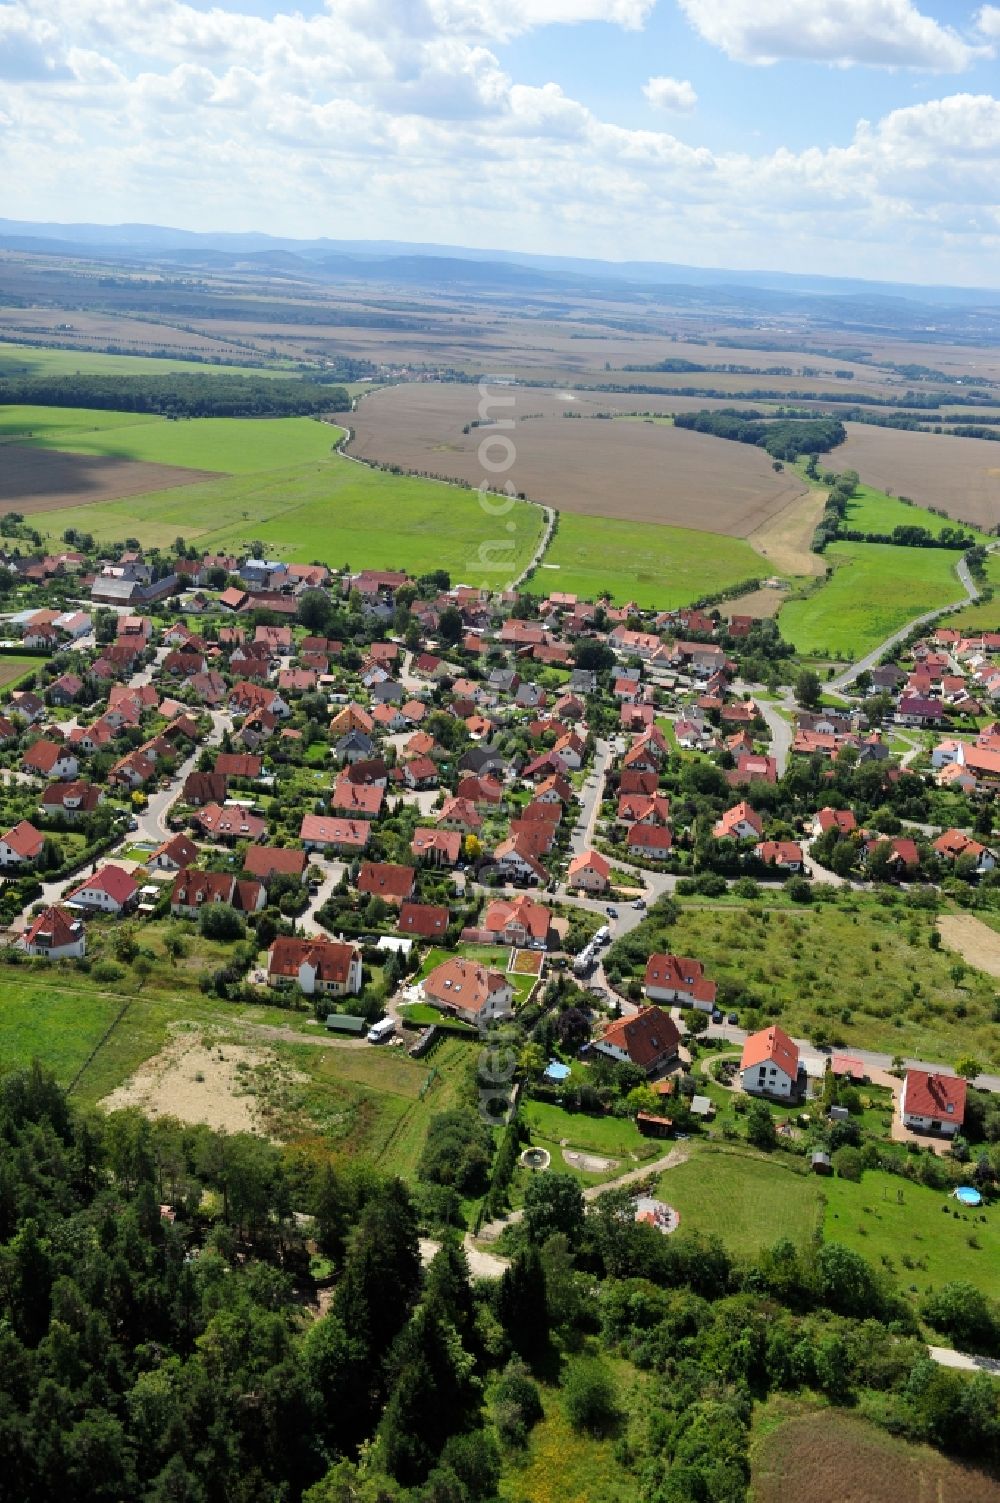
[0,444,222,513]
[723,587,787,620]
[99,1032,305,1137]
[937,913,1000,978]
[348,382,809,536]
[563,1149,620,1173]
[746,487,828,577]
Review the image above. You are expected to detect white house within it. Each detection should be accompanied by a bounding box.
[267,936,362,997]
[66,864,139,915]
[19,905,85,960]
[422,956,515,1025]
[739,1025,801,1100]
[900,1069,967,1138]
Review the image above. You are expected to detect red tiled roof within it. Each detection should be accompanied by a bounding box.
[903,1069,967,1124]
[740,1025,799,1076]
[598,1006,680,1070]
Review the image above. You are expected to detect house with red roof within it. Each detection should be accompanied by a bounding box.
[739,1025,801,1099]
[411,828,462,867]
[933,828,996,873]
[398,902,450,939]
[267,936,362,997]
[627,824,674,860]
[567,848,610,893]
[332,774,384,819]
[300,814,370,854]
[493,836,549,886]
[67,864,139,915]
[811,807,857,837]
[644,954,717,1011]
[23,740,79,781]
[713,802,763,841]
[149,833,199,872]
[19,905,85,960]
[0,820,44,867]
[39,781,103,822]
[357,861,416,906]
[592,1007,680,1077]
[422,956,515,1025]
[194,804,267,843]
[901,1069,967,1138]
[243,846,307,883]
[727,752,778,787]
[755,840,805,873]
[479,895,553,950]
[170,870,265,918]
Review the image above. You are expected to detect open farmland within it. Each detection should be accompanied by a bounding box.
[751,1401,1000,1503]
[348,382,810,534]
[834,422,1000,531]
[5,407,340,474]
[38,450,545,583]
[526,512,761,607]
[0,443,221,512]
[0,341,288,379]
[843,477,993,544]
[778,541,963,657]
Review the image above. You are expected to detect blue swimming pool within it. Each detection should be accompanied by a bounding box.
[955,1186,983,1207]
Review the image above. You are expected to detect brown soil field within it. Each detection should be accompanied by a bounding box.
[752,1407,1000,1503]
[834,422,1000,530]
[723,587,787,619]
[0,444,220,512]
[937,913,1000,978]
[0,308,254,362]
[0,658,39,689]
[348,383,809,535]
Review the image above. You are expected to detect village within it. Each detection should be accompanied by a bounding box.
[0,537,996,1189]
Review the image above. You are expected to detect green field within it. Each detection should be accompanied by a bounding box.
[657,1145,824,1259]
[843,481,993,546]
[3,405,339,474]
[823,1168,1000,1303]
[30,450,544,586]
[939,552,1000,631]
[779,541,963,657]
[0,343,289,380]
[526,513,762,608]
[661,898,1000,1065]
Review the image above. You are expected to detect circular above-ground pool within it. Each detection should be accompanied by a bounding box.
[955,1186,983,1207]
[520,1147,551,1171]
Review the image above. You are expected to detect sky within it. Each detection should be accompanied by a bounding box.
[3,0,1000,284]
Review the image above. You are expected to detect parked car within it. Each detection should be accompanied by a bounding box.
[727,1011,739,1025]
[633,897,646,910]
[711,1008,723,1024]
[606,905,618,919]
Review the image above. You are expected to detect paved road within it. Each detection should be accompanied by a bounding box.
[569,737,614,859]
[753,688,795,777]
[930,1346,1000,1377]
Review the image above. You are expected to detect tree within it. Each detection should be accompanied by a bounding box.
[921,1281,998,1351]
[297,590,333,633]
[522,1172,585,1247]
[745,1099,777,1151]
[794,668,822,710]
[497,1244,549,1357]
[198,903,245,942]
[438,606,463,645]
[956,1055,983,1081]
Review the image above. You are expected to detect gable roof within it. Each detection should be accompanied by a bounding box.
[68,864,138,905]
[597,1007,680,1070]
[740,1025,799,1077]
[904,1069,967,1124]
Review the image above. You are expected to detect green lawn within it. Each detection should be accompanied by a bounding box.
[4,406,339,474]
[823,1168,1000,1303]
[0,344,291,380]
[843,481,993,547]
[656,1144,824,1259]
[525,512,762,608]
[416,945,537,1007]
[36,450,544,584]
[778,542,963,657]
[523,1099,656,1159]
[660,898,1000,1065]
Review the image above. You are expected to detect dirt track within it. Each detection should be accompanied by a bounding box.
[0,444,220,512]
[349,383,810,536]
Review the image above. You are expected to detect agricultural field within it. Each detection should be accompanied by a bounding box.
[3,406,339,474]
[29,441,544,583]
[526,512,762,608]
[348,382,811,534]
[842,478,993,545]
[0,654,45,691]
[778,541,963,657]
[656,1145,823,1259]
[0,341,287,379]
[939,552,1000,630]
[833,422,1000,532]
[823,1168,1000,1303]
[659,897,1000,1065]
[750,1399,1000,1503]
[0,443,222,513]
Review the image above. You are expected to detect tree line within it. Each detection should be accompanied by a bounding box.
[674,410,846,460]
[0,373,350,418]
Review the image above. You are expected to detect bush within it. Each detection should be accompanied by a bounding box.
[199,903,246,942]
[563,1357,620,1436]
[832,1145,864,1182]
[91,960,125,983]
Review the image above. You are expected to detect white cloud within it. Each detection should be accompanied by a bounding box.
[976,4,1000,38]
[643,75,697,110]
[679,0,988,71]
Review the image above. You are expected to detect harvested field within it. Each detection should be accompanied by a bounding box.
[723,587,787,619]
[0,442,219,512]
[834,422,1000,531]
[100,1032,304,1137]
[751,1404,1000,1503]
[746,486,828,577]
[348,383,810,535]
[937,913,1000,979]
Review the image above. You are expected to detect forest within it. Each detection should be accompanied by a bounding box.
[673,410,847,459]
[0,373,350,418]
[2,1063,1000,1503]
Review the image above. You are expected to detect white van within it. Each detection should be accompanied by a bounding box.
[366,1017,396,1044]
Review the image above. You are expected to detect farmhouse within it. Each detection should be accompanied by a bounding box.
[900,1069,967,1138]
[422,956,515,1025]
[739,1026,801,1100]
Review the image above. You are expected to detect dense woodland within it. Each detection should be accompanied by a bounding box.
[2,1065,1000,1503]
[0,373,350,419]
[672,410,846,460]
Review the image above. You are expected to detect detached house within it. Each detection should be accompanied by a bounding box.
[900,1069,967,1138]
[23,740,78,782]
[170,870,265,918]
[422,956,515,1025]
[66,864,139,915]
[713,802,763,842]
[267,935,363,997]
[567,849,610,893]
[739,1026,801,1100]
[0,820,44,867]
[644,954,717,1011]
[591,1007,680,1077]
[19,905,85,960]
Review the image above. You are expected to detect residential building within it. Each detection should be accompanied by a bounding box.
[19,905,85,960]
[422,956,515,1025]
[900,1069,967,1138]
[591,1007,680,1076]
[739,1026,801,1099]
[644,953,717,1011]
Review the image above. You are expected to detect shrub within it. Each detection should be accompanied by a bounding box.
[563,1357,620,1436]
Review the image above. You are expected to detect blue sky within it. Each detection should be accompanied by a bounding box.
[2,0,1000,284]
